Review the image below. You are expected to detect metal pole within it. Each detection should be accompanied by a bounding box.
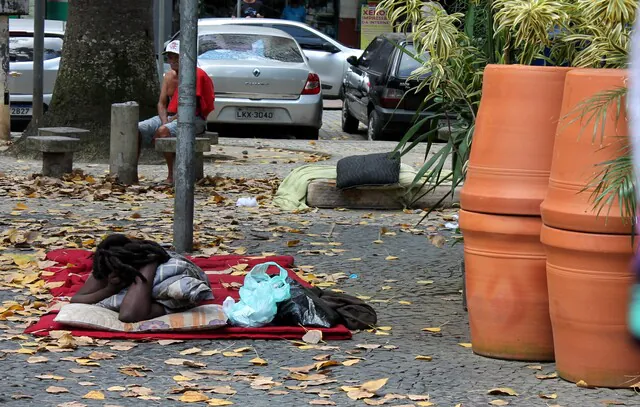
[0,15,9,140]
[33,0,45,128]
[236,0,241,18]
[157,0,166,82]
[173,0,197,253]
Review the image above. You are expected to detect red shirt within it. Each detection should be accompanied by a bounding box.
[167,67,215,119]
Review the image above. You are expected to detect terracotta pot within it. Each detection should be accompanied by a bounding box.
[541,225,640,387]
[460,210,554,361]
[461,65,571,215]
[540,69,629,234]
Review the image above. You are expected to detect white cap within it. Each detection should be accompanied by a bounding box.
[163,40,180,55]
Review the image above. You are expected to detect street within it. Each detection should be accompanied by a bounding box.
[0,108,636,407]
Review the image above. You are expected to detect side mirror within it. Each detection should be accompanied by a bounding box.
[322,42,340,53]
[347,55,358,66]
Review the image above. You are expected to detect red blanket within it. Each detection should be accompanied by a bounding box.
[24,249,352,340]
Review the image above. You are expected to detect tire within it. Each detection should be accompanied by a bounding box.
[341,99,359,133]
[367,110,384,141]
[297,127,320,140]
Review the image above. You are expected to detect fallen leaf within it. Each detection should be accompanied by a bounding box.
[180,347,202,355]
[27,356,48,364]
[539,394,558,399]
[363,399,386,406]
[82,391,105,400]
[309,400,336,405]
[222,352,243,357]
[302,330,323,345]
[487,388,518,396]
[208,399,234,406]
[526,365,543,370]
[600,400,626,405]
[458,343,472,348]
[173,375,193,382]
[69,368,91,374]
[88,351,115,360]
[398,301,412,305]
[46,386,69,394]
[489,400,509,406]
[158,339,184,346]
[180,391,209,402]
[421,327,441,333]
[385,256,398,261]
[576,380,591,388]
[107,386,126,391]
[233,347,253,353]
[415,355,433,361]
[342,359,361,367]
[356,344,381,350]
[250,357,268,366]
[347,390,375,400]
[416,280,434,285]
[35,374,65,381]
[536,372,558,380]
[211,386,236,395]
[417,402,435,407]
[361,378,388,393]
[428,234,446,248]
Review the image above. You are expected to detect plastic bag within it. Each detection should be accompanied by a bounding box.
[273,278,340,328]
[222,262,291,328]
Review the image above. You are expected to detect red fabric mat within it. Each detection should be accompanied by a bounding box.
[24,249,352,340]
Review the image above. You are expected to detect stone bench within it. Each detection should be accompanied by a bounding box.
[154,137,211,180]
[38,127,90,139]
[27,136,80,178]
[306,179,460,210]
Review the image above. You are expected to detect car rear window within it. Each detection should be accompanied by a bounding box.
[198,33,303,63]
[10,35,63,62]
[397,44,429,78]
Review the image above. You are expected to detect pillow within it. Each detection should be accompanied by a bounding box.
[54,304,227,332]
[336,152,401,190]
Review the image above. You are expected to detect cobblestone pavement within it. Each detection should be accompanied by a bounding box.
[0,110,637,407]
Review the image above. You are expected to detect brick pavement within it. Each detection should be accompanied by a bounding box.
[0,110,637,407]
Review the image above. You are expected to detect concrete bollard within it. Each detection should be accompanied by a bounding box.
[109,101,139,185]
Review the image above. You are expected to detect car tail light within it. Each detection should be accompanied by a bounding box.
[302,73,321,95]
[380,87,404,108]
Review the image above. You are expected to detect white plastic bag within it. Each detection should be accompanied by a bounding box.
[222,262,291,327]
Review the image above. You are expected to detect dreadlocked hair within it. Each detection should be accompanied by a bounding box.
[92,234,171,284]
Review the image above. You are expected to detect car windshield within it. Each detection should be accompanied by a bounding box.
[10,35,63,62]
[397,44,429,78]
[198,33,303,63]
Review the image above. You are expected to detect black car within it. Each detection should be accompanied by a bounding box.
[341,33,438,141]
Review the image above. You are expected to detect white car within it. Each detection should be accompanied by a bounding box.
[171,18,363,99]
[8,18,65,128]
[198,25,323,139]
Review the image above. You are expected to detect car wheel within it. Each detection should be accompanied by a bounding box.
[297,127,320,140]
[341,100,359,133]
[367,110,384,141]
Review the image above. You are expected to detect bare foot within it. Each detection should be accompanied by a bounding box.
[162,178,174,185]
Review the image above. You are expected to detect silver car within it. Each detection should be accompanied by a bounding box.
[198,25,323,139]
[8,18,65,128]
[183,18,362,99]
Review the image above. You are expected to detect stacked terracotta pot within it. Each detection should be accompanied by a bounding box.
[459,64,572,362]
[539,69,640,387]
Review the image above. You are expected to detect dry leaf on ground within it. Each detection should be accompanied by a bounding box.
[46,386,69,394]
[82,391,105,400]
[180,391,209,402]
[487,388,518,396]
[489,400,509,406]
[361,378,388,393]
[302,330,323,345]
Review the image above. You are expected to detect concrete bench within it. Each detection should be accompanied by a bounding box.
[27,136,80,178]
[306,179,460,210]
[38,127,90,139]
[154,137,211,180]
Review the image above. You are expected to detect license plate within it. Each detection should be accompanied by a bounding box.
[10,106,32,116]
[235,108,274,120]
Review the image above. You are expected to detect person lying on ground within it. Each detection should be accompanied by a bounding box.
[137,39,215,185]
[71,234,213,323]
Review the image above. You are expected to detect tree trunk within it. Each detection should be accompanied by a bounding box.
[11,0,160,162]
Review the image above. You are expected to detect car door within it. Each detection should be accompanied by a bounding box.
[344,37,383,121]
[269,24,343,96]
[365,39,395,111]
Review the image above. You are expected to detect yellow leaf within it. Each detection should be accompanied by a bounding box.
[76,359,100,366]
[489,400,509,406]
[107,386,126,391]
[342,359,361,367]
[487,388,518,396]
[250,357,268,366]
[222,352,243,357]
[373,240,384,244]
[82,390,105,400]
[576,380,591,388]
[381,286,392,290]
[14,203,28,210]
[417,402,435,407]
[417,280,434,285]
[340,386,361,392]
[539,393,557,399]
[398,300,412,305]
[377,326,392,331]
[287,240,300,247]
[27,356,49,364]
[231,264,249,272]
[348,258,362,261]
[173,375,193,382]
[385,256,398,261]
[233,347,253,353]
[415,355,433,361]
[535,372,558,380]
[208,399,234,406]
[180,347,202,355]
[422,327,441,333]
[347,390,375,400]
[180,391,210,402]
[361,378,388,393]
[458,343,472,348]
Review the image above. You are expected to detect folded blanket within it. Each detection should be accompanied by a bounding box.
[97,252,213,313]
